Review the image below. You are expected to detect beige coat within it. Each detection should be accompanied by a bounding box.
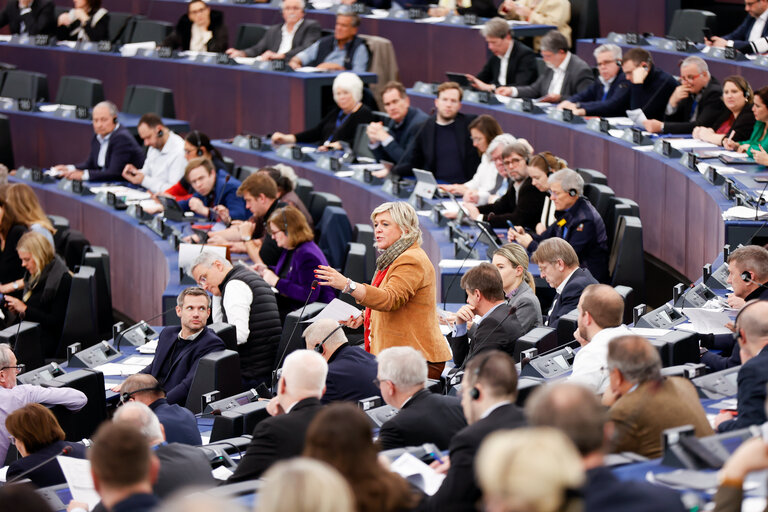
[499,0,572,49]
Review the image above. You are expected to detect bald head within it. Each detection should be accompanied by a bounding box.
[120,374,164,404]
[282,350,328,398]
[736,300,768,353]
[579,284,624,329]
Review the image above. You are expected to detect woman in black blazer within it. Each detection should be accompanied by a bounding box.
[4,231,72,358]
[693,75,756,146]
[162,0,229,53]
[6,404,87,488]
[56,0,109,42]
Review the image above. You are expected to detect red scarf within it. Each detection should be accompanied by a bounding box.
[364,266,390,352]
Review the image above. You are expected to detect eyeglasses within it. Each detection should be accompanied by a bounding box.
[0,364,24,375]
[269,229,283,237]
[681,73,703,83]
[372,378,390,388]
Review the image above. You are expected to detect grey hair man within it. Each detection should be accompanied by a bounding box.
[558,43,631,117]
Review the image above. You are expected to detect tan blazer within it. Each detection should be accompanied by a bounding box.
[500,0,572,49]
[359,244,452,363]
[609,377,714,459]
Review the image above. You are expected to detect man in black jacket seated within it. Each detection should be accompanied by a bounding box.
[392,81,479,183]
[643,56,726,135]
[0,0,55,36]
[225,0,320,61]
[228,350,327,482]
[466,17,537,93]
[162,0,228,53]
[526,382,687,512]
[422,350,526,512]
[558,43,631,118]
[53,101,145,182]
[509,169,608,282]
[119,374,202,446]
[367,81,429,165]
[707,0,768,54]
[135,287,226,406]
[376,346,466,451]
[190,252,281,388]
[447,263,526,368]
[531,238,598,328]
[302,318,380,404]
[620,47,678,121]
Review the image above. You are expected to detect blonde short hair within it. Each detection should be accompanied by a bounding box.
[257,458,355,512]
[370,202,422,245]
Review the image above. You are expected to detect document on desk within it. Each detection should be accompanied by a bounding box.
[662,138,719,150]
[312,298,363,323]
[92,363,145,377]
[120,41,156,57]
[675,308,733,335]
[390,452,445,496]
[626,108,647,128]
[414,16,447,23]
[57,456,100,509]
[628,327,671,337]
[723,205,768,220]
[438,259,486,269]
[119,355,154,366]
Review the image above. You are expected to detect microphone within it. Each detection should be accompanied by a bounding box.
[212,175,231,210]
[442,231,485,310]
[471,305,517,354]
[741,271,768,290]
[115,305,177,353]
[11,311,25,351]
[6,446,72,484]
[755,179,768,221]
[272,280,318,391]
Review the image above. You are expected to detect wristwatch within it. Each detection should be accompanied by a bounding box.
[343,279,357,294]
[12,281,19,290]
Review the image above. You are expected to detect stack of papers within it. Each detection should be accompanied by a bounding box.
[390,453,445,495]
[120,41,156,57]
[723,205,768,221]
[312,299,362,323]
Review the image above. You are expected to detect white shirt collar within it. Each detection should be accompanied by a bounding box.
[556,52,572,73]
[480,400,511,419]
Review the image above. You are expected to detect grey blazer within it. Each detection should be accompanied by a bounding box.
[244,19,322,59]
[515,53,594,99]
[507,280,542,333]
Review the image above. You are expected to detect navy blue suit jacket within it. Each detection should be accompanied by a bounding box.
[628,65,678,120]
[546,268,598,327]
[584,466,685,512]
[724,15,768,53]
[141,326,227,405]
[179,169,248,221]
[323,343,380,404]
[76,124,145,182]
[718,345,768,432]
[567,72,631,117]
[6,440,86,488]
[150,398,202,445]
[371,106,429,164]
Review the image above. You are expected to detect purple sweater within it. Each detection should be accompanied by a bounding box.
[274,241,336,304]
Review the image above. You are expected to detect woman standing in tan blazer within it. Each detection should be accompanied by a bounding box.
[315,201,451,379]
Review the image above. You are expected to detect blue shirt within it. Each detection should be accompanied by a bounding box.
[296,38,368,74]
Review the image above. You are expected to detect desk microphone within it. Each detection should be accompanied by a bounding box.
[10,311,24,351]
[212,175,231,211]
[272,280,318,390]
[6,446,71,484]
[115,305,177,353]
[754,179,768,221]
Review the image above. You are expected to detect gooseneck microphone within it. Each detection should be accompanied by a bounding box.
[11,311,25,351]
[272,280,318,390]
[442,232,484,310]
[115,305,177,353]
[755,179,768,221]
[6,446,72,484]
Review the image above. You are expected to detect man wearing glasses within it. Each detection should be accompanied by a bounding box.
[0,343,87,463]
[642,57,726,134]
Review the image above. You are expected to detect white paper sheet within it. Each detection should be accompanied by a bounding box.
[119,41,156,57]
[675,308,733,335]
[723,206,768,221]
[119,355,154,366]
[662,138,720,150]
[57,456,100,509]
[312,298,363,323]
[438,259,486,269]
[626,108,647,127]
[628,327,672,337]
[212,466,234,480]
[137,338,158,354]
[92,363,145,376]
[390,452,445,496]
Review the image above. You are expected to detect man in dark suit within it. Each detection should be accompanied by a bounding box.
[228,349,327,482]
[119,374,202,445]
[526,382,687,512]
[528,238,598,327]
[500,30,593,103]
[392,81,479,183]
[466,17,537,92]
[643,56,726,135]
[0,0,55,36]
[225,0,321,61]
[53,101,145,182]
[707,0,768,54]
[302,319,380,404]
[376,346,466,451]
[447,263,526,368]
[558,43,631,118]
[113,402,215,498]
[367,81,429,164]
[620,48,678,120]
[135,287,226,405]
[717,300,768,432]
[422,350,526,512]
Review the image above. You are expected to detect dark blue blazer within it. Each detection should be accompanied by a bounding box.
[75,124,145,182]
[141,326,227,405]
[6,440,86,488]
[567,71,631,117]
[112,493,159,512]
[584,466,686,512]
[529,197,609,283]
[179,169,248,221]
[628,65,678,120]
[323,343,380,404]
[546,267,598,327]
[724,15,768,53]
[371,106,429,164]
[718,344,768,432]
[149,398,202,445]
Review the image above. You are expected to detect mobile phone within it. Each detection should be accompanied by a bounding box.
[702,27,713,40]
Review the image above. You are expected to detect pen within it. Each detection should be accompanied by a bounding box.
[429,451,444,464]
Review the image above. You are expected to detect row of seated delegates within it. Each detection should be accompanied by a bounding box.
[254,205,335,321]
[500,31,593,103]
[428,0,499,19]
[162,0,228,53]
[465,18,539,96]
[314,202,452,380]
[56,0,108,42]
[0,343,87,464]
[1,232,71,359]
[177,158,248,222]
[225,0,322,61]
[724,86,768,165]
[497,0,571,50]
[5,404,87,488]
[390,82,480,184]
[366,81,429,165]
[272,72,375,151]
[52,101,145,182]
[0,0,56,37]
[510,168,609,283]
[288,12,369,73]
[189,252,282,388]
[706,0,768,54]
[121,113,188,195]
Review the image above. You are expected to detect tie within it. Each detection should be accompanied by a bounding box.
[689,99,698,122]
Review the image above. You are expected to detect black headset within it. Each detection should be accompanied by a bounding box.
[469,353,492,400]
[193,130,204,157]
[157,127,164,139]
[568,188,578,197]
[314,324,344,353]
[742,271,753,283]
[120,385,163,404]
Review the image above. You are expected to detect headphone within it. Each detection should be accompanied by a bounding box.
[281,207,289,233]
[157,127,164,139]
[113,116,118,125]
[193,130,204,157]
[742,270,753,283]
[120,385,163,404]
[568,188,578,197]
[616,59,622,66]
[314,324,343,353]
[469,353,492,400]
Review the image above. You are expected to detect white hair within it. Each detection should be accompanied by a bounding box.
[302,319,347,349]
[487,133,517,157]
[272,163,299,189]
[593,43,621,62]
[333,72,364,103]
[377,346,427,388]
[681,55,709,75]
[94,100,119,118]
[113,402,164,443]
[548,168,584,196]
[0,343,13,367]
[188,250,231,277]
[283,350,328,394]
